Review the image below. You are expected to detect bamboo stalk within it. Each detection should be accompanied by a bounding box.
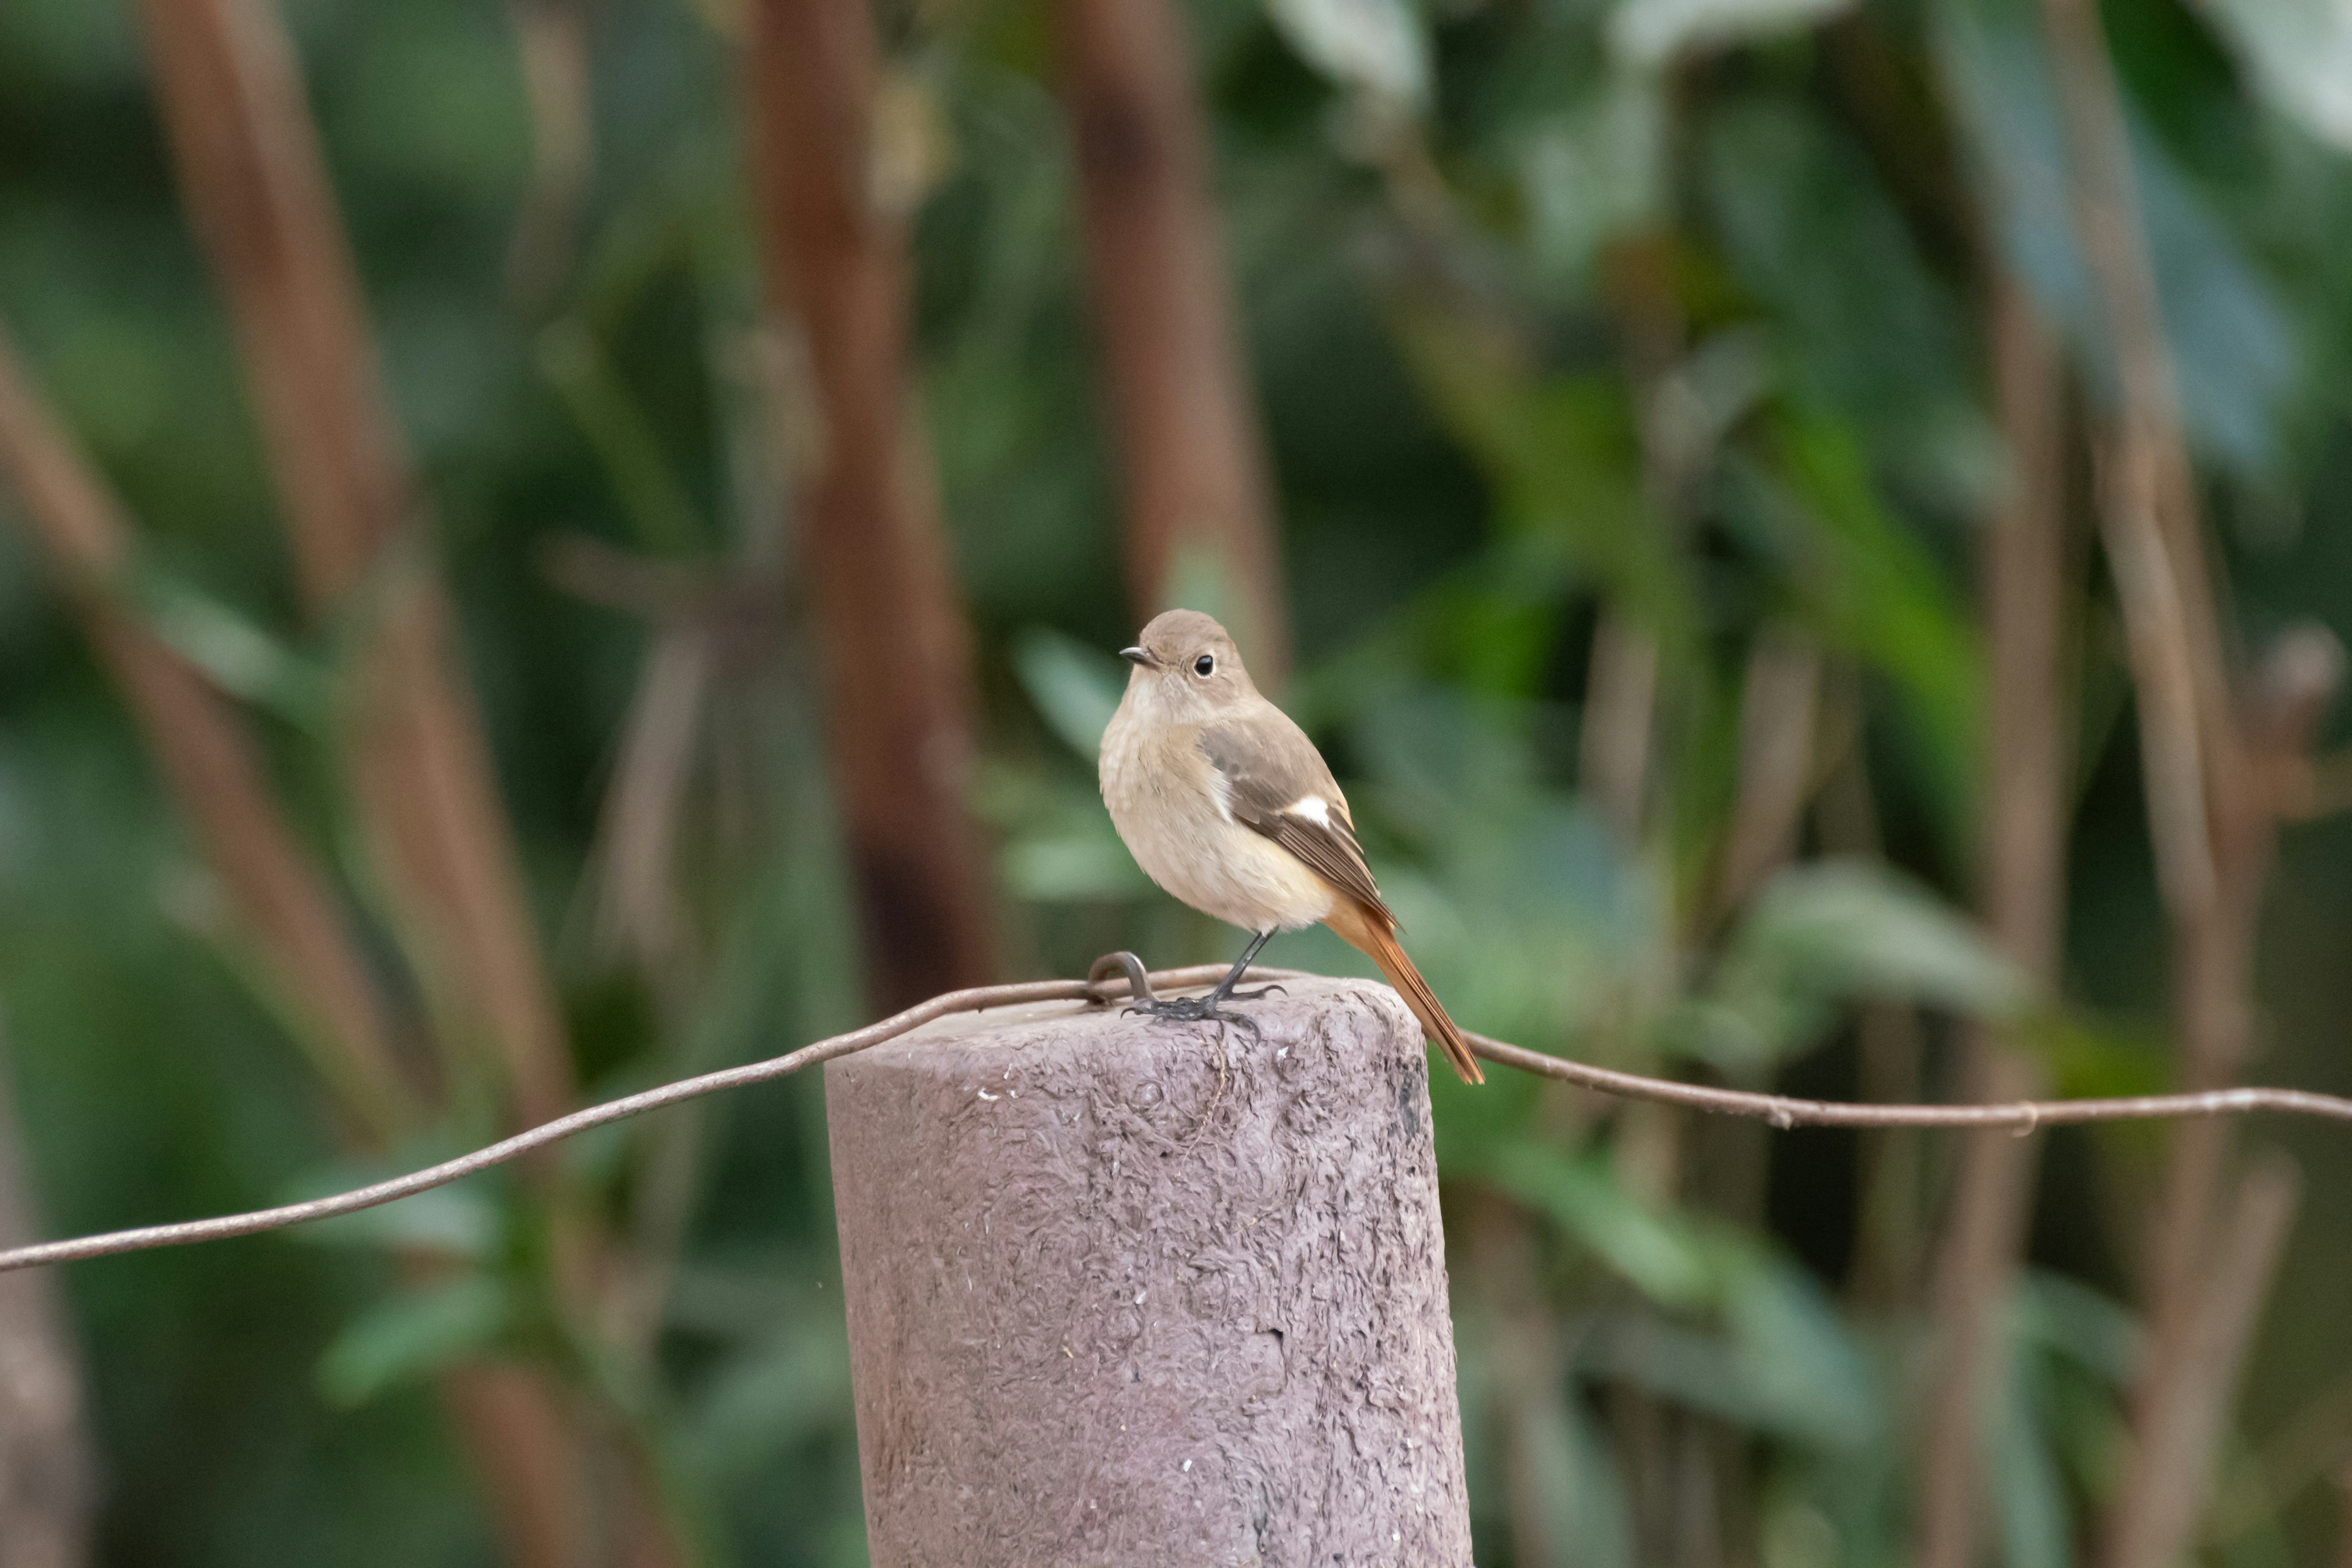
[744,0,1001,1010]
[0,323,617,1568]
[121,2,698,1558]
[0,327,417,1135]
[1054,0,1291,682]
[1916,278,2070,1568]
[135,0,578,1133]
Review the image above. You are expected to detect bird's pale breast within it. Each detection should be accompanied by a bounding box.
[1099,709,1335,933]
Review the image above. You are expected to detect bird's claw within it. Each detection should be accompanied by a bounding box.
[1126,993,1264,1043]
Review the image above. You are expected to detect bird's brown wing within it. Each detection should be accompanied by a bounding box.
[1197,710,1393,924]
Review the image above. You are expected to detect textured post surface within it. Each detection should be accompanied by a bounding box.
[826,976,1471,1566]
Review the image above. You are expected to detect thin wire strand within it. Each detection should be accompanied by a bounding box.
[4,959,2348,1274]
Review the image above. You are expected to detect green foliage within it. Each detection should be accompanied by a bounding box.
[317,1275,512,1409]
[5,0,2352,1561]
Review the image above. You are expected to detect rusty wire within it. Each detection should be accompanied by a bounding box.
[2,956,2347,1274]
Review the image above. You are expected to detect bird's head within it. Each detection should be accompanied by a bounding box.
[1119,609,1258,723]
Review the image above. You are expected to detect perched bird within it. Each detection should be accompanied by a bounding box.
[1098,609,1483,1084]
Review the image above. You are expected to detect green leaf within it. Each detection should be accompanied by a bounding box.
[316,1275,510,1408]
[120,562,330,727]
[282,1148,502,1258]
[680,1317,856,1482]
[1515,73,1671,286]
[1477,1140,1715,1306]
[1993,1330,2073,1568]
[1715,1245,1879,1447]
[1700,97,1977,472]
[1932,0,2297,475]
[2201,0,2352,153]
[1395,344,1700,657]
[2015,1271,2139,1387]
[1266,0,1430,110]
[1609,0,1856,70]
[538,318,707,557]
[1698,858,2026,1065]
[1761,412,1983,801]
[1000,819,1153,902]
[1010,625,1125,760]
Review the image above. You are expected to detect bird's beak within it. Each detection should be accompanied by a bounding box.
[1120,646,1153,667]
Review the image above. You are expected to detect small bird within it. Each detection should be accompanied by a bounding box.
[1098,609,1483,1084]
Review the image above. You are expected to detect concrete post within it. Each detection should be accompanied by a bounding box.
[824,976,1472,1566]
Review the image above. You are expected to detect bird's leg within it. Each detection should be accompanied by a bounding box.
[1207,928,1284,1003]
[1126,929,1284,1031]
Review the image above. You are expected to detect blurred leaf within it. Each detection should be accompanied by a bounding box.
[1346,688,1676,1051]
[2016,1270,2140,1387]
[285,1153,502,1259]
[1525,1374,1636,1568]
[1515,73,1671,286]
[1001,816,1154,901]
[1609,0,1856,69]
[1576,1246,1879,1447]
[1267,0,1431,110]
[1700,96,1977,471]
[680,1314,856,1483]
[2016,1011,2167,1101]
[1737,858,2027,1012]
[1477,1139,1716,1306]
[1011,625,1126,760]
[1933,0,2298,474]
[539,318,707,556]
[974,755,1155,902]
[1717,1243,1879,1447]
[2202,0,2352,153]
[1692,858,2026,1065]
[317,1274,510,1408]
[1396,326,1698,655]
[1994,1330,2074,1568]
[1760,412,1983,799]
[121,561,330,728]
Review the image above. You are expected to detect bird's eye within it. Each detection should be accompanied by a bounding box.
[1193,654,1216,677]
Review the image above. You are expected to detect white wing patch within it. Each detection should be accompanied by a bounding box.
[1285,796,1332,826]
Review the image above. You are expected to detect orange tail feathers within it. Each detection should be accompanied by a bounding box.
[1324,900,1484,1085]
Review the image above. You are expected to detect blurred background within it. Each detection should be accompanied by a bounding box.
[2,0,2350,1562]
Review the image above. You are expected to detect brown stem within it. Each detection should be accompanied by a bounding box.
[744,0,1001,1012]
[1464,1196,1570,1568]
[1054,0,1291,680]
[2339,1466,2352,1568]
[2105,1155,2301,1568]
[0,1029,91,1568]
[1714,628,1822,916]
[2027,1,2322,1559]
[1814,707,1929,1311]
[504,0,594,309]
[123,2,701,1556]
[436,1363,590,1568]
[1580,616,1660,840]
[1916,278,2070,1568]
[135,0,579,1134]
[0,328,417,1136]
[0,333,644,1568]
